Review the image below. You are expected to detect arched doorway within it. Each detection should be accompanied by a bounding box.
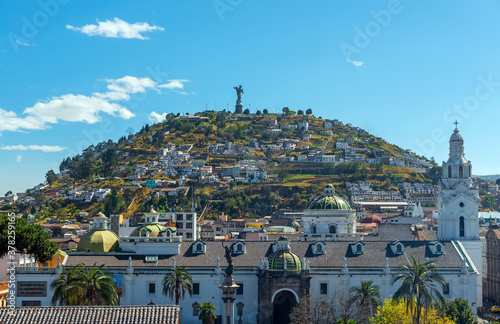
[272,290,298,324]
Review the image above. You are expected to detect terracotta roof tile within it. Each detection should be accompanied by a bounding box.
[0,305,179,324]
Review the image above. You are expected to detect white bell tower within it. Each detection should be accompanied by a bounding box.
[438,122,479,240]
[437,122,482,309]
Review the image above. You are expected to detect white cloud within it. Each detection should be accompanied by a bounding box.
[158,79,188,90]
[23,94,135,125]
[1,145,66,152]
[347,59,363,68]
[148,112,167,124]
[15,40,35,47]
[67,18,164,40]
[16,155,22,162]
[96,76,157,101]
[0,75,189,133]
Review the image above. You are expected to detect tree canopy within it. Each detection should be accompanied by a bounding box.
[0,214,58,263]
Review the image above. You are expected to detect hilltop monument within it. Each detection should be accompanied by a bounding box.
[233,85,244,114]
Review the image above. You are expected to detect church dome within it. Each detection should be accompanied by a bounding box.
[308,195,351,210]
[450,128,463,142]
[130,224,170,237]
[268,250,302,272]
[362,215,382,224]
[76,230,119,253]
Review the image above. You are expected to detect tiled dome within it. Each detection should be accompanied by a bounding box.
[268,250,302,272]
[308,195,351,210]
[76,230,119,253]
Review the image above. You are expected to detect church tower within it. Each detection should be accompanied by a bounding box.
[437,123,482,309]
[437,123,479,240]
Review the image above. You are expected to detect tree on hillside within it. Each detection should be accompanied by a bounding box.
[306,108,312,115]
[297,109,304,115]
[282,107,290,115]
[256,110,262,116]
[0,214,58,263]
[46,170,58,185]
[392,256,446,324]
[263,108,269,114]
[243,108,250,114]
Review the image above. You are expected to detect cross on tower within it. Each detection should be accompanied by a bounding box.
[454,120,459,129]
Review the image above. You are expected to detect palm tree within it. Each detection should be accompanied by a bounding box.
[198,302,217,324]
[162,266,193,305]
[349,280,382,323]
[50,264,81,305]
[72,263,118,306]
[392,256,446,324]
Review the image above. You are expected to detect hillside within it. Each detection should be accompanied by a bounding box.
[1,110,442,222]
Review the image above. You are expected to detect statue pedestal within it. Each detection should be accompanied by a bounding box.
[234,102,243,114]
[219,275,239,324]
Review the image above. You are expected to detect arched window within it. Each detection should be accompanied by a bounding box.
[192,302,199,316]
[397,244,402,253]
[141,229,147,237]
[459,165,463,178]
[448,165,452,178]
[311,224,317,234]
[329,225,336,234]
[459,216,465,237]
[436,244,442,252]
[316,244,322,252]
[166,231,170,237]
[196,244,202,252]
[237,244,243,252]
[356,244,362,253]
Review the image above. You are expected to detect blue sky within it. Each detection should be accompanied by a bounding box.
[1,0,500,195]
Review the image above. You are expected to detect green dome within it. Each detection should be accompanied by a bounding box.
[130,224,171,237]
[308,195,351,210]
[269,251,302,272]
[76,230,119,253]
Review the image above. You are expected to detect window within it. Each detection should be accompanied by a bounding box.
[148,283,156,294]
[459,165,463,178]
[141,229,147,237]
[459,216,465,237]
[193,283,200,295]
[448,165,452,177]
[236,283,244,295]
[436,244,442,253]
[177,215,183,220]
[186,223,193,229]
[192,302,199,316]
[236,302,244,317]
[177,223,184,229]
[316,244,322,252]
[397,244,402,253]
[459,202,464,208]
[320,283,328,295]
[443,283,450,295]
[196,244,202,252]
[329,225,336,234]
[356,244,362,253]
[237,244,243,252]
[311,224,317,233]
[22,301,41,306]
